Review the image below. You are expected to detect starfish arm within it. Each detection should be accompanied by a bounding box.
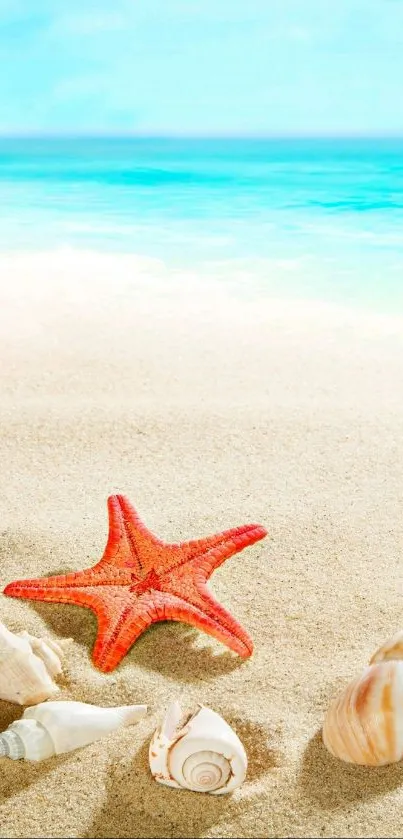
[161,567,254,657]
[94,494,164,575]
[182,523,267,580]
[3,578,138,650]
[3,559,131,596]
[3,574,99,600]
[195,580,253,656]
[91,591,161,672]
[159,590,253,658]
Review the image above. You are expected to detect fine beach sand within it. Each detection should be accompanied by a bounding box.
[0,249,403,838]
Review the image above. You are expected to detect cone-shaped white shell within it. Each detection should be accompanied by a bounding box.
[0,621,69,705]
[0,700,148,761]
[149,702,247,794]
[323,635,403,767]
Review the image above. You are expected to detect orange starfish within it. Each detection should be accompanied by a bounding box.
[3,496,267,672]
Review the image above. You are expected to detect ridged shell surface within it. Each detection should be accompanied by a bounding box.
[175,749,232,792]
[323,660,403,766]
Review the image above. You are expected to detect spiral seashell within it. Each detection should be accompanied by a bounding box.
[149,701,247,794]
[181,750,231,792]
[0,700,147,761]
[322,631,403,766]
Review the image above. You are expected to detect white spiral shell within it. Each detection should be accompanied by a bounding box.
[322,632,403,766]
[149,702,247,794]
[0,700,147,761]
[181,750,231,792]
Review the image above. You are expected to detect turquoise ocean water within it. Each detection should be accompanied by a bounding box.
[0,137,402,312]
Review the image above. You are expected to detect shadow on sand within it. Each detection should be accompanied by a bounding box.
[299,729,403,810]
[86,716,280,839]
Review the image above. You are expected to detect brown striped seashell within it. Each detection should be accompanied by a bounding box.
[322,632,403,766]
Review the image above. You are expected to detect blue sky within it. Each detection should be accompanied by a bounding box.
[0,0,402,135]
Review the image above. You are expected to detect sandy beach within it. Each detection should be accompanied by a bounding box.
[1,249,403,838]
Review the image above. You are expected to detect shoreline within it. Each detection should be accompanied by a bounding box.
[0,246,403,325]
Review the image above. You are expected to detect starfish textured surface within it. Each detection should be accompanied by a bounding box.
[4,495,268,672]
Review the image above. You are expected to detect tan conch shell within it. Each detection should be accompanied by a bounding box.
[0,700,147,761]
[322,632,403,766]
[149,701,247,794]
[0,621,71,705]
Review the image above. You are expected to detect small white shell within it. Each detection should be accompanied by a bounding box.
[0,621,70,705]
[149,701,247,794]
[323,631,403,766]
[0,700,147,761]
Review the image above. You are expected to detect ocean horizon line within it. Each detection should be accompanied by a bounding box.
[1,132,403,142]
